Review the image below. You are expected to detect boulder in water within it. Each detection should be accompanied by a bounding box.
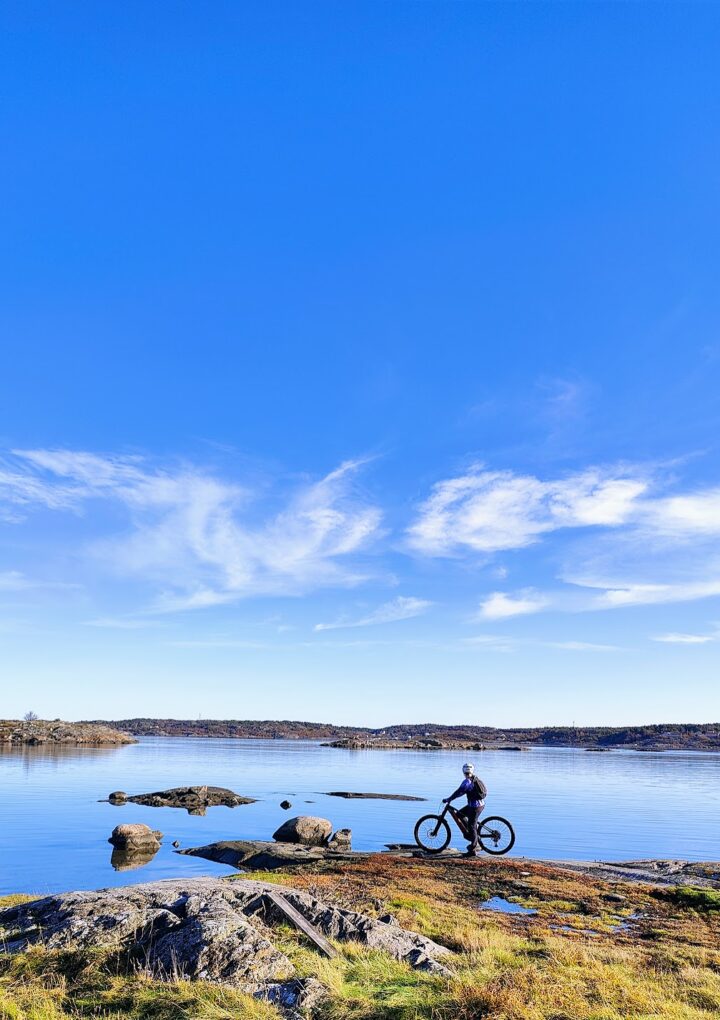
[272,816,332,846]
[108,823,162,852]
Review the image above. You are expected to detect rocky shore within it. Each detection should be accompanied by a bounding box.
[0,719,135,746]
[91,717,720,752]
[0,874,452,1009]
[321,738,527,751]
[2,853,718,1019]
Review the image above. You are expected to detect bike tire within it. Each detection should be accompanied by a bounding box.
[477,816,515,855]
[413,814,452,853]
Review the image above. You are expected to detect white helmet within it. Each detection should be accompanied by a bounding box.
[462,762,474,775]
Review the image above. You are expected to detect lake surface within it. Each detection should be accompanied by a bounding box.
[1,737,719,895]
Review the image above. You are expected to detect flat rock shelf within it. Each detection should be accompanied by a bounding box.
[0,875,452,1005]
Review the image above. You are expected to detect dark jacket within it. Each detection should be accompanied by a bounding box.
[447,775,487,807]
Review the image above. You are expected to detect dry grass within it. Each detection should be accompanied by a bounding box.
[2,856,720,1018]
[244,855,720,1018]
[0,948,281,1019]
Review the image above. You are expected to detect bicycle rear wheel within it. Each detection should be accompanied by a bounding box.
[414,814,451,853]
[477,816,515,855]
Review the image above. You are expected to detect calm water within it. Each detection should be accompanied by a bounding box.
[1,737,719,895]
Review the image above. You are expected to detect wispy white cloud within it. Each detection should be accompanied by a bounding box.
[82,617,164,630]
[410,463,720,615]
[544,640,618,651]
[408,465,648,555]
[0,450,382,610]
[164,638,269,649]
[574,578,720,609]
[408,466,720,557]
[477,589,549,620]
[314,595,432,632]
[651,632,714,644]
[0,571,78,592]
[643,490,720,538]
[463,635,619,652]
[462,634,515,652]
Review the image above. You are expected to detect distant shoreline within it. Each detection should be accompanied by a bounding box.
[86,718,720,753]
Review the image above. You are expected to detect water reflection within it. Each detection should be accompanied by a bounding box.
[110,845,160,872]
[1,737,719,896]
[0,743,122,772]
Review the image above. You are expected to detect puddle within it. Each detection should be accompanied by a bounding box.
[609,912,641,932]
[550,924,601,937]
[480,896,537,915]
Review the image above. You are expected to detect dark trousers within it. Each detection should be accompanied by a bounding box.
[458,804,482,850]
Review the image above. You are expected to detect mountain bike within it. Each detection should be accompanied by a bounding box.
[414,802,515,855]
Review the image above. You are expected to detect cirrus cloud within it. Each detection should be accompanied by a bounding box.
[314,596,432,632]
[407,465,649,555]
[0,449,383,610]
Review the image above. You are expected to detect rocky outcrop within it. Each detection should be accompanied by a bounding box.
[549,859,720,888]
[0,876,452,993]
[108,786,256,815]
[177,839,355,871]
[327,828,352,851]
[272,816,333,847]
[0,720,135,746]
[325,791,426,801]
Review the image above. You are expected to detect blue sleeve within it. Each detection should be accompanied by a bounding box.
[447,779,469,801]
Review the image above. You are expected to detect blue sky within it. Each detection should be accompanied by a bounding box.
[1,3,720,725]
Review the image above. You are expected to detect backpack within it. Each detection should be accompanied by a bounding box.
[471,775,487,801]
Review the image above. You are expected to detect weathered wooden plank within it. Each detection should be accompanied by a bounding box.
[265,891,338,958]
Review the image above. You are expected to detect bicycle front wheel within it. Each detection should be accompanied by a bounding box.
[477,816,515,855]
[414,814,451,853]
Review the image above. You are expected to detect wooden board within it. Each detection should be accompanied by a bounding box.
[265,891,338,958]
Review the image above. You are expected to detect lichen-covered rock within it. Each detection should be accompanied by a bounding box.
[257,976,327,1010]
[238,879,452,974]
[147,892,292,984]
[0,879,292,987]
[0,876,452,988]
[272,816,333,846]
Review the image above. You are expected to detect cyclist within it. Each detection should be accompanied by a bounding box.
[443,762,487,857]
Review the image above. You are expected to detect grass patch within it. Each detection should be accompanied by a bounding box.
[2,857,720,1019]
[0,895,35,912]
[0,948,281,1020]
[657,886,720,913]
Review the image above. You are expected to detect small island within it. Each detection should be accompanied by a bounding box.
[0,719,135,746]
[90,718,720,752]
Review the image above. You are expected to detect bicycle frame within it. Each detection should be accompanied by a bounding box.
[438,802,472,840]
